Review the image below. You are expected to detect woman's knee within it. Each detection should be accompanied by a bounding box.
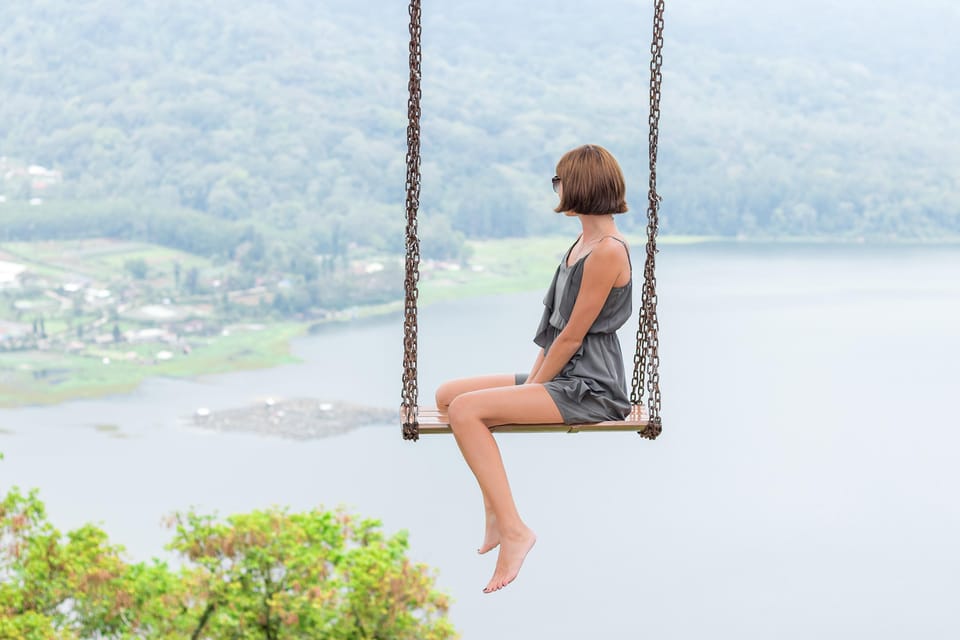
[435,380,458,410]
[447,394,482,429]
[436,374,515,411]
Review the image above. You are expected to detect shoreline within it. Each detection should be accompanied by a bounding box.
[2,235,958,409]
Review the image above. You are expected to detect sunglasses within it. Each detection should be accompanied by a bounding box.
[551,175,561,194]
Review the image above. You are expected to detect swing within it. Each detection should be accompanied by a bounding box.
[400,0,665,441]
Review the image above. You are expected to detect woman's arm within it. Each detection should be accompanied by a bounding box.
[527,238,627,384]
[526,348,545,381]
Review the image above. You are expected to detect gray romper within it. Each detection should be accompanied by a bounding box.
[516,237,632,424]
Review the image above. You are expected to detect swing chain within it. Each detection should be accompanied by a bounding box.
[402,0,423,441]
[631,0,664,440]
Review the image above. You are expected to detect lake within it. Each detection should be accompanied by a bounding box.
[1,242,958,639]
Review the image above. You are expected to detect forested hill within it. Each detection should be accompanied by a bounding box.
[1,0,958,259]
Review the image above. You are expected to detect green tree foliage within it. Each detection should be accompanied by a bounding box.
[0,0,956,250]
[0,454,456,639]
[0,484,145,638]
[163,507,454,639]
[183,266,200,295]
[0,201,251,258]
[124,257,149,279]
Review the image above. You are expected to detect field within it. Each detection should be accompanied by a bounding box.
[0,322,305,407]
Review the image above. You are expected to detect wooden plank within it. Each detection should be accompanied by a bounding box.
[403,405,649,435]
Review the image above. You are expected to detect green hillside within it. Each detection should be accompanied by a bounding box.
[1,0,958,253]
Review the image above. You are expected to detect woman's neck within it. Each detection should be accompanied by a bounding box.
[578,214,617,242]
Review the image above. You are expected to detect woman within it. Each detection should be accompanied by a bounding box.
[435,144,633,593]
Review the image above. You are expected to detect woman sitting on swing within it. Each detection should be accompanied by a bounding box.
[435,144,633,593]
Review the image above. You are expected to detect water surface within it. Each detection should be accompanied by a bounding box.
[1,243,957,638]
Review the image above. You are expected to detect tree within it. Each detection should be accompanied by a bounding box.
[124,258,149,280]
[288,248,320,282]
[184,267,200,295]
[164,506,455,639]
[0,483,145,638]
[0,456,456,639]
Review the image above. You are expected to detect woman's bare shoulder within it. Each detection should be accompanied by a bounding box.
[589,235,630,263]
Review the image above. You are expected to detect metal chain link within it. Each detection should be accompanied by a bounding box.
[401,0,422,441]
[630,0,665,440]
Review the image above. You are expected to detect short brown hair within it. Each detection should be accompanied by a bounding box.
[554,144,628,215]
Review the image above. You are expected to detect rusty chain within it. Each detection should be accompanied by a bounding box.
[401,0,422,441]
[630,0,664,440]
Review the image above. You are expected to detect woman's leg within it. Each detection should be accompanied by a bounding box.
[436,374,515,554]
[435,374,515,411]
[447,383,562,593]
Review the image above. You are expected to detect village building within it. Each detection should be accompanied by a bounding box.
[0,261,26,289]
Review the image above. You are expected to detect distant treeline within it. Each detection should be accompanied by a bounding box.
[0,200,403,314]
[1,0,958,262]
[0,201,252,256]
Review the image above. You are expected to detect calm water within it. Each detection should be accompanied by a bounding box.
[1,243,958,639]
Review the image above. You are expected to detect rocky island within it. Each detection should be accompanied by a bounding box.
[190,398,395,440]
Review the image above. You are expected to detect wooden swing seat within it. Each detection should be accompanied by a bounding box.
[407,404,649,435]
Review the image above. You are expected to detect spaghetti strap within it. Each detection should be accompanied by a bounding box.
[563,234,583,264]
[566,234,631,270]
[600,235,632,269]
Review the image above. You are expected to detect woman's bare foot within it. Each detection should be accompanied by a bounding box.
[478,511,500,554]
[483,527,536,593]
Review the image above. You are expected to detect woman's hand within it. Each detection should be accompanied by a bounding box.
[526,348,545,382]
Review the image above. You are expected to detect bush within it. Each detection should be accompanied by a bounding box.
[0,452,456,639]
